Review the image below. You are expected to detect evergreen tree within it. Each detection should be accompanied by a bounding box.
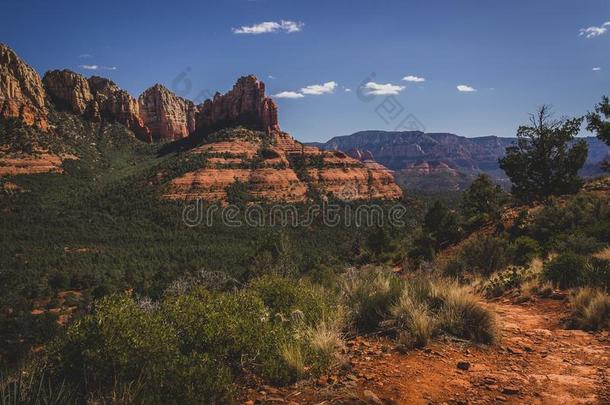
[586,96,610,170]
[461,173,508,227]
[499,106,587,202]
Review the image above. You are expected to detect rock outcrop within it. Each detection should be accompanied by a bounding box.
[43,70,93,115]
[86,76,151,142]
[41,69,151,141]
[0,45,403,202]
[197,75,279,134]
[165,129,402,203]
[138,84,197,141]
[0,44,48,130]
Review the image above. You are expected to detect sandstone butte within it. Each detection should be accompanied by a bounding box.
[0,43,403,202]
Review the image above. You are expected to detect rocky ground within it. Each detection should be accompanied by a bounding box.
[243,297,610,404]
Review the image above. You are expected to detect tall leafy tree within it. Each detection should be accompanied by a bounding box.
[586,96,610,171]
[586,96,610,146]
[461,174,507,224]
[499,106,587,202]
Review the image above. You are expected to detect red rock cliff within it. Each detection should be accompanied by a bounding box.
[138,84,197,141]
[43,69,93,115]
[0,44,48,130]
[197,75,279,134]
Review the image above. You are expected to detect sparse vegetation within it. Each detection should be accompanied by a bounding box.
[567,287,610,331]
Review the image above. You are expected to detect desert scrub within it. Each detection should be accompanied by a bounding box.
[435,282,499,344]
[509,236,540,267]
[384,277,498,346]
[50,294,234,403]
[391,287,436,348]
[482,265,538,298]
[249,274,336,326]
[451,235,511,276]
[340,269,404,332]
[567,287,610,331]
[543,252,588,289]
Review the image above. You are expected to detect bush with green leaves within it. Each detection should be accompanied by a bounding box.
[461,173,508,229]
[543,252,588,289]
[509,236,540,267]
[483,266,536,298]
[582,258,610,291]
[457,235,510,276]
[50,294,234,403]
[249,274,335,326]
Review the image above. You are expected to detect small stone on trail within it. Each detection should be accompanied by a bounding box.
[502,386,520,395]
[457,361,470,370]
[363,389,383,404]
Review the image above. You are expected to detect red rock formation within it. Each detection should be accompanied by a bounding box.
[138,84,197,141]
[86,76,151,142]
[0,44,48,130]
[197,75,279,134]
[43,70,93,115]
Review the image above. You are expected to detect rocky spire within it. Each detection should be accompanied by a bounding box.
[196,75,279,134]
[138,84,197,141]
[0,44,48,130]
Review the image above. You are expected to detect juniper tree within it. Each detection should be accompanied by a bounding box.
[499,106,587,202]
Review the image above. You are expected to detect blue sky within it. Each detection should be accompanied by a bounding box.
[2,0,610,142]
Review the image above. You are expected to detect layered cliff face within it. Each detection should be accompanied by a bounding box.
[165,128,402,203]
[43,70,93,115]
[314,130,610,184]
[138,84,197,141]
[85,76,151,142]
[0,44,48,130]
[197,75,279,134]
[41,70,151,141]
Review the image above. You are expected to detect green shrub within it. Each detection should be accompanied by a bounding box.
[459,235,510,276]
[543,252,588,289]
[51,294,234,403]
[550,232,605,255]
[567,288,610,331]
[509,236,540,267]
[249,274,334,325]
[583,258,610,291]
[483,266,535,298]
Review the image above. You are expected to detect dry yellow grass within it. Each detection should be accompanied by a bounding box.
[593,246,610,261]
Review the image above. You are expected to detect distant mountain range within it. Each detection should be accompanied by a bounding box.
[309,130,610,191]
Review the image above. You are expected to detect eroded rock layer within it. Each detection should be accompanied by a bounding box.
[0,44,48,130]
[138,84,198,141]
[197,75,279,134]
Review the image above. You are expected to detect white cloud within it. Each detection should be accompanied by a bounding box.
[267,75,276,79]
[593,67,602,71]
[579,21,610,38]
[361,82,405,96]
[78,64,116,71]
[300,81,337,95]
[457,84,476,92]
[344,88,352,92]
[274,91,304,99]
[78,53,92,59]
[232,20,304,34]
[402,75,425,83]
